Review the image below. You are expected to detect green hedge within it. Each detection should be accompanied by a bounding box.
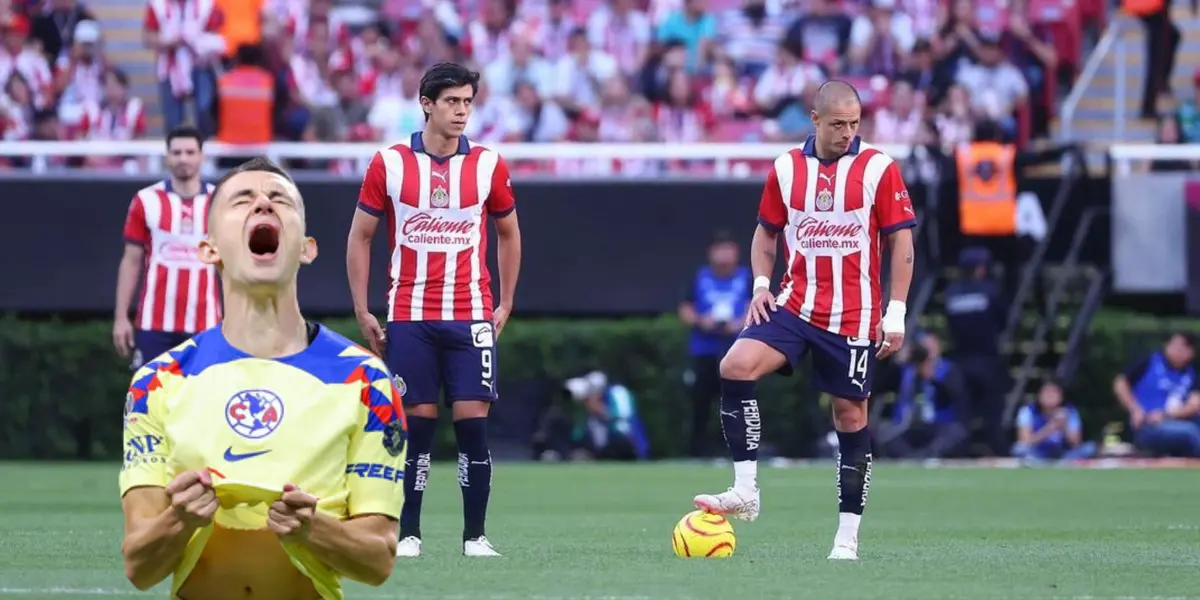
[0,312,1195,459]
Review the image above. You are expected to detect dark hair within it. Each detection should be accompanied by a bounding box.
[235,44,265,67]
[972,119,1003,143]
[210,156,295,203]
[166,125,204,150]
[106,67,129,87]
[711,229,735,245]
[1169,332,1198,348]
[419,62,480,122]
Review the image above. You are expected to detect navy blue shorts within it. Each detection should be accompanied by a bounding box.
[385,320,498,405]
[132,329,192,371]
[738,309,876,400]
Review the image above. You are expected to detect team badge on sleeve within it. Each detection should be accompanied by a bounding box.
[392,375,407,397]
[383,420,407,457]
[123,391,136,429]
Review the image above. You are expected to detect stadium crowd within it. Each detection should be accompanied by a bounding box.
[0,0,1104,159]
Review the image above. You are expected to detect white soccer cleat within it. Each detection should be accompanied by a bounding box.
[395,536,422,558]
[463,536,502,557]
[827,536,859,560]
[693,486,760,522]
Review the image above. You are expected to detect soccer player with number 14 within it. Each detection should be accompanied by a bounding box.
[693,81,917,561]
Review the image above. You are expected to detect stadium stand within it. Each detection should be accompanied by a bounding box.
[0,0,1145,160]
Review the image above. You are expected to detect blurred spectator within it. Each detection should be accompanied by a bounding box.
[1113,332,1200,458]
[656,0,716,73]
[552,27,617,117]
[484,35,554,101]
[1002,0,1056,136]
[0,70,33,140]
[597,75,654,142]
[654,69,712,143]
[934,84,973,151]
[3,15,53,110]
[944,246,1008,455]
[878,333,972,459]
[587,0,652,76]
[216,44,273,149]
[753,41,821,140]
[31,0,94,64]
[311,67,369,142]
[954,34,1027,139]
[935,0,983,79]
[900,39,945,102]
[1148,114,1195,172]
[570,371,651,460]
[679,230,749,458]
[901,0,941,41]
[872,79,923,144]
[532,0,577,59]
[506,79,570,142]
[1012,381,1097,462]
[1177,70,1200,142]
[367,59,422,143]
[143,0,225,137]
[465,0,518,65]
[81,67,145,141]
[216,0,263,66]
[706,55,750,118]
[640,38,686,102]
[717,0,784,78]
[464,80,510,142]
[783,0,851,72]
[1123,0,1179,119]
[847,0,915,76]
[53,19,103,129]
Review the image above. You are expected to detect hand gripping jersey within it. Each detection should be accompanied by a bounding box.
[119,325,407,600]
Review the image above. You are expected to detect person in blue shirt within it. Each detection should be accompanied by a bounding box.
[655,0,717,73]
[679,231,750,457]
[878,334,971,459]
[1113,332,1200,457]
[1012,381,1097,462]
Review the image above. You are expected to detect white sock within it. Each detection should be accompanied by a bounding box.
[837,512,862,540]
[733,460,758,491]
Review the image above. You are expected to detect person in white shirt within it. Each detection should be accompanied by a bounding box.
[484,36,554,101]
[954,35,1027,137]
[552,27,618,117]
[872,80,923,144]
[847,0,915,76]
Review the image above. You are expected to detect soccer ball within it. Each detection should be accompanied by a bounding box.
[671,510,736,558]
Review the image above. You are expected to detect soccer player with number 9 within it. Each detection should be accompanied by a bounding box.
[692,81,917,561]
[347,62,522,558]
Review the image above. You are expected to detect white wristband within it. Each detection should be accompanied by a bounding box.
[881,300,907,334]
[753,276,771,292]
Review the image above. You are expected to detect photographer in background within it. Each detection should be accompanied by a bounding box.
[1012,380,1097,463]
[679,231,750,457]
[878,333,972,459]
[532,372,650,461]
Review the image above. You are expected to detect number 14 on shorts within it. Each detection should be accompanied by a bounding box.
[846,337,871,394]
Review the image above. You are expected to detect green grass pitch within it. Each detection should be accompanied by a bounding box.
[0,462,1196,600]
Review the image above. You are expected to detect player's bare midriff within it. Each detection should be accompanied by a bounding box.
[175,526,321,600]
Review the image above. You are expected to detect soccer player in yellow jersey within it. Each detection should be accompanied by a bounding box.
[118,157,407,600]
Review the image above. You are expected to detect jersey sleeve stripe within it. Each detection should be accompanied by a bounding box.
[880,219,917,234]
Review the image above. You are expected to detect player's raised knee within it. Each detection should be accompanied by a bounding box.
[719,339,782,381]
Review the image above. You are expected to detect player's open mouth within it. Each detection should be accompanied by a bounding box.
[248,223,280,260]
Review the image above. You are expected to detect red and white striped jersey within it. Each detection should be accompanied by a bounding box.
[358,133,516,323]
[758,136,916,340]
[123,180,221,334]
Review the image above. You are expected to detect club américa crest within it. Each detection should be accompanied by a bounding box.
[225,389,285,439]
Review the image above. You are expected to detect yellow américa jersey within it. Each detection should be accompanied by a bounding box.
[119,324,407,600]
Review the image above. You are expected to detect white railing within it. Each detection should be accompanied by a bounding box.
[0,140,912,178]
[1108,144,1200,176]
[1060,19,1123,142]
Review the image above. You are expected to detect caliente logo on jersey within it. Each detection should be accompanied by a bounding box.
[225,389,285,439]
